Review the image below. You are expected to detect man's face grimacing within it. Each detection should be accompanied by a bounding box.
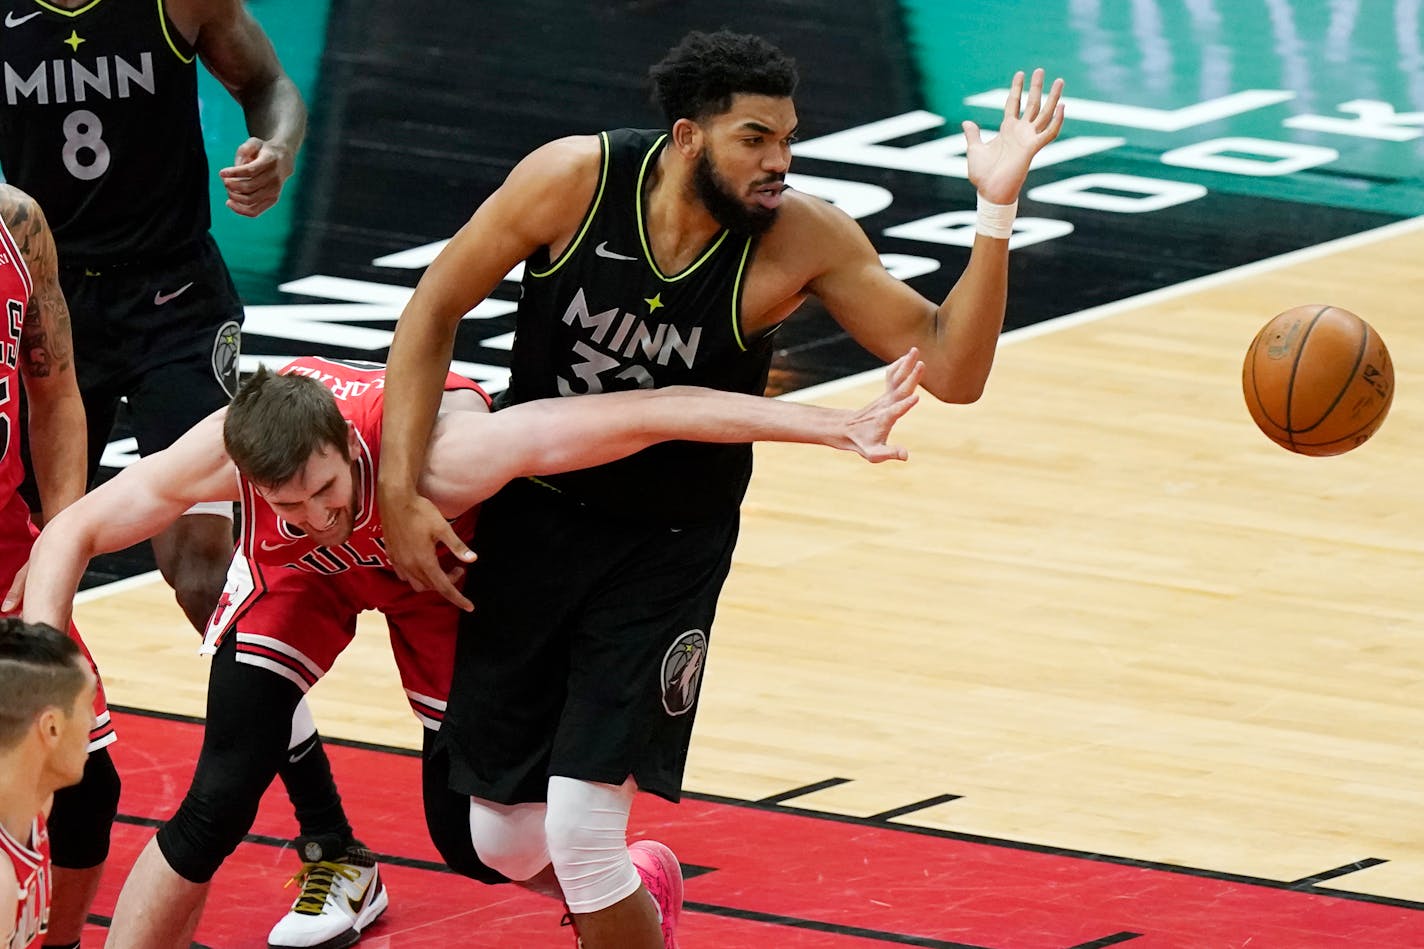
[690,94,797,235]
[254,426,361,547]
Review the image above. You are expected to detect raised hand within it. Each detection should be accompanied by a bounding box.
[963,68,1066,204]
[845,348,924,462]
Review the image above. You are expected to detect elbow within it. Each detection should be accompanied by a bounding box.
[919,355,996,404]
[921,375,987,405]
[39,511,96,562]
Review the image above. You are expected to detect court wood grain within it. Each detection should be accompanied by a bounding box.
[77,221,1424,902]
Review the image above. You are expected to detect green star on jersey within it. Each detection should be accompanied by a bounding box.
[644,292,664,313]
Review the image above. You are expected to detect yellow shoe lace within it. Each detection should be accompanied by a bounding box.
[284,861,363,915]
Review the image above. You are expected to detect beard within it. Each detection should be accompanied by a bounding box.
[692,150,781,236]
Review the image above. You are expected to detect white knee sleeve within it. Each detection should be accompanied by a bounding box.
[288,697,316,751]
[546,776,639,914]
[468,796,550,882]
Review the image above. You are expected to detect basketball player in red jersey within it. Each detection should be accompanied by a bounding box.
[0,184,111,949]
[0,619,98,949]
[1,2,369,942]
[13,351,921,947]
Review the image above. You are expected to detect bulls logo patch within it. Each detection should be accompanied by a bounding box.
[660,629,707,716]
[211,319,241,397]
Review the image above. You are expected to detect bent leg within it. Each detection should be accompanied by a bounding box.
[150,512,234,631]
[110,638,299,944]
[106,838,209,949]
[422,731,521,886]
[278,698,354,843]
[546,777,664,949]
[127,261,241,633]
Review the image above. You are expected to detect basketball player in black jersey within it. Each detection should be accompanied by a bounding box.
[379,30,1064,949]
[0,2,380,947]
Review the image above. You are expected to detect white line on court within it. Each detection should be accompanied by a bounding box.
[786,214,1424,403]
[74,570,164,604]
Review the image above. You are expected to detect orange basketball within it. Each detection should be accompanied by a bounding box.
[1242,305,1393,456]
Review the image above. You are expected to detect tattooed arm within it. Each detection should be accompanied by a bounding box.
[0,185,87,526]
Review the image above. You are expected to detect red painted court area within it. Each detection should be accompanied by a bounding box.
[88,709,1424,948]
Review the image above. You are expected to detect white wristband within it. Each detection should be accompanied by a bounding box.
[975,195,1018,239]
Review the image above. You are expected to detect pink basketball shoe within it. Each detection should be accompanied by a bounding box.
[629,840,684,948]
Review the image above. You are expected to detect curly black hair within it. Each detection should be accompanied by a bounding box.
[649,30,799,125]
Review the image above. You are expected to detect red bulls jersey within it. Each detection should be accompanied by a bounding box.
[0,216,31,507]
[204,357,487,643]
[1,815,49,949]
[237,357,485,574]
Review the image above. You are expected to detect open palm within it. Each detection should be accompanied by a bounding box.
[964,68,1066,204]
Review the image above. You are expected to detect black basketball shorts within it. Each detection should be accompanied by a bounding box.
[58,234,242,481]
[440,477,740,805]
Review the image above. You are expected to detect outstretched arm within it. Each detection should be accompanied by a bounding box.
[0,186,86,526]
[421,351,924,518]
[10,412,240,628]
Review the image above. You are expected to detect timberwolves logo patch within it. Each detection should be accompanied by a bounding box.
[211,320,241,397]
[661,629,707,716]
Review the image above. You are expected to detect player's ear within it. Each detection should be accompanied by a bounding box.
[35,706,62,748]
[671,117,702,156]
[346,421,359,457]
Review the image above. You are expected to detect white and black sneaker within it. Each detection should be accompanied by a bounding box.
[267,835,389,949]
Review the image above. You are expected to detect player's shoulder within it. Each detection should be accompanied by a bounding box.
[779,186,857,229]
[162,0,240,40]
[513,134,603,187]
[278,354,340,377]
[498,135,604,233]
[758,187,865,263]
[0,183,42,234]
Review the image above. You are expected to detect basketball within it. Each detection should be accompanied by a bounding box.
[1242,305,1394,456]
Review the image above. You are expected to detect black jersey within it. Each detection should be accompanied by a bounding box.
[0,0,209,262]
[505,128,775,523]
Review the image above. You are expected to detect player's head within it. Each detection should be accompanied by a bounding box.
[650,30,799,235]
[224,366,361,546]
[0,619,96,789]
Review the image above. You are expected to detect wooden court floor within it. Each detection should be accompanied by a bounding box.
[76,217,1424,913]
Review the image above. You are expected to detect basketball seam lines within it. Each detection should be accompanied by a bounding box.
[1292,307,1373,441]
[1283,305,1331,450]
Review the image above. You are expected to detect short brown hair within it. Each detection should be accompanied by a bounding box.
[223,366,349,487]
[0,619,87,750]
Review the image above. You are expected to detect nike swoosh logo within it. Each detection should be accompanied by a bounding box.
[153,282,194,305]
[288,742,315,764]
[5,11,41,27]
[259,539,297,551]
[594,241,637,261]
[347,875,378,915]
